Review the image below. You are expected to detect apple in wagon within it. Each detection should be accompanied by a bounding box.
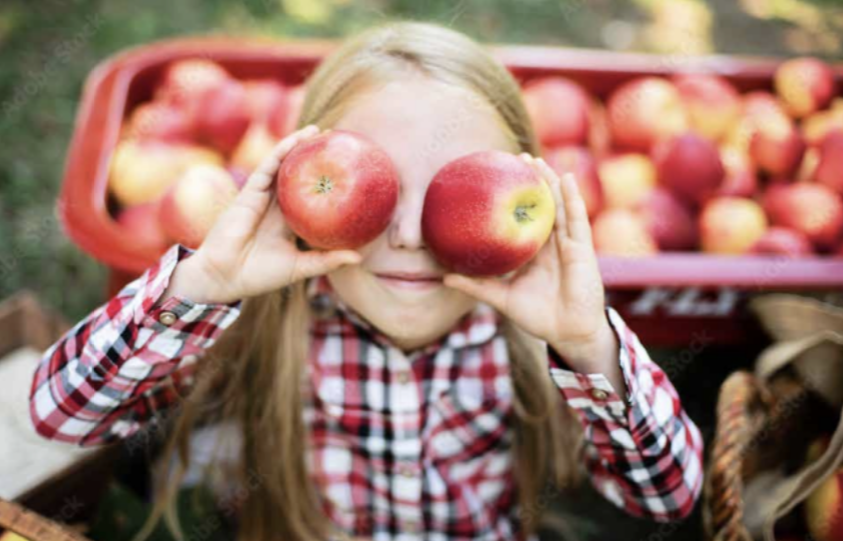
[159,164,239,249]
[421,150,556,276]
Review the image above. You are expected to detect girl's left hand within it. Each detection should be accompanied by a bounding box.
[443,154,616,371]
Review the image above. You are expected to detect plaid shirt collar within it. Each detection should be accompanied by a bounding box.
[305,275,502,356]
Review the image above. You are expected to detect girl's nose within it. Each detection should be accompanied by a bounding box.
[388,192,426,251]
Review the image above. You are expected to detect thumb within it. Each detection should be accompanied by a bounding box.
[292,250,362,281]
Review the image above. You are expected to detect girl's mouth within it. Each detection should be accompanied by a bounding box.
[374,272,444,291]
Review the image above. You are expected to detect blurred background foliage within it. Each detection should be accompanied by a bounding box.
[1,0,843,320]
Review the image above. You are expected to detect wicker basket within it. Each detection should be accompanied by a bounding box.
[0,498,91,540]
[704,293,843,541]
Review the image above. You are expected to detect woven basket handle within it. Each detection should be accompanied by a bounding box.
[704,371,774,541]
[0,498,91,541]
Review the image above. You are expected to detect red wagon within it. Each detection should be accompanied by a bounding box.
[58,37,843,347]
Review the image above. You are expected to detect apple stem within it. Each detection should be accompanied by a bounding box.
[315,175,334,194]
[515,204,537,223]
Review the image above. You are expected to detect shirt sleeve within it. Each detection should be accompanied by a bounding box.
[29,243,243,447]
[546,306,704,522]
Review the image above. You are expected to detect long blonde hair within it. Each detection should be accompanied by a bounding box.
[139,20,585,541]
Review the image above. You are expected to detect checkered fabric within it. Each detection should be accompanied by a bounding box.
[30,243,703,540]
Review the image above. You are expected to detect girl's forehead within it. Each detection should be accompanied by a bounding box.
[332,78,514,183]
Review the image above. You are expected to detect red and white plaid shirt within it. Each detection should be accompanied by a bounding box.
[30,243,703,540]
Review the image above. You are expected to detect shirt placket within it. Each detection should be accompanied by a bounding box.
[384,345,424,540]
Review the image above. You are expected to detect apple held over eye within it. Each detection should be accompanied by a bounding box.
[276,130,399,250]
[421,151,556,276]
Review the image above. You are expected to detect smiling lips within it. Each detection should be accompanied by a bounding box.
[375,271,444,291]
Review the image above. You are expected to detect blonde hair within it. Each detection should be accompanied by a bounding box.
[138,20,585,541]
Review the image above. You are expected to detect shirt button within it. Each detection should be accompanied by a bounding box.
[401,520,421,533]
[396,370,411,385]
[590,388,609,401]
[397,463,416,478]
[158,311,177,326]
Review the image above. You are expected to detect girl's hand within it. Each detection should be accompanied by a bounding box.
[443,154,617,372]
[169,125,362,305]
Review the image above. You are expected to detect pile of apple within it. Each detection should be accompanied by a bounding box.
[523,57,843,257]
[109,59,305,250]
[110,55,843,259]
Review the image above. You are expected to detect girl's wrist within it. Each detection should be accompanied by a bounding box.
[549,319,617,372]
[163,253,232,306]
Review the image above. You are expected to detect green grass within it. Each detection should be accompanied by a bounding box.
[1,0,842,321]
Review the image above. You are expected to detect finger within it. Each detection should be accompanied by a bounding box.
[532,157,568,239]
[290,250,362,283]
[443,273,509,312]
[559,171,593,244]
[242,124,320,195]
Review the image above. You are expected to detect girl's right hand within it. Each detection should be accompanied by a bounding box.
[166,124,362,306]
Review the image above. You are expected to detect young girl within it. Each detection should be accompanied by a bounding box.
[30,21,703,541]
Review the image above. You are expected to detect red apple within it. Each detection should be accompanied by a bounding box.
[802,107,843,147]
[718,146,758,197]
[763,183,843,249]
[231,123,278,174]
[750,122,806,178]
[774,57,836,119]
[725,91,788,153]
[598,153,657,209]
[156,59,230,105]
[750,227,813,256]
[653,133,724,205]
[124,101,194,143]
[159,164,239,249]
[544,146,603,218]
[814,131,843,195]
[699,197,768,254]
[635,187,697,251]
[277,130,399,250]
[191,80,251,154]
[592,209,658,256]
[243,79,288,125]
[797,147,821,183]
[422,150,556,276]
[115,201,171,253]
[672,73,742,141]
[108,141,224,206]
[607,77,688,152]
[804,436,843,541]
[522,77,592,148]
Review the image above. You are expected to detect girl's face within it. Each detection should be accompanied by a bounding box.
[326,74,517,352]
